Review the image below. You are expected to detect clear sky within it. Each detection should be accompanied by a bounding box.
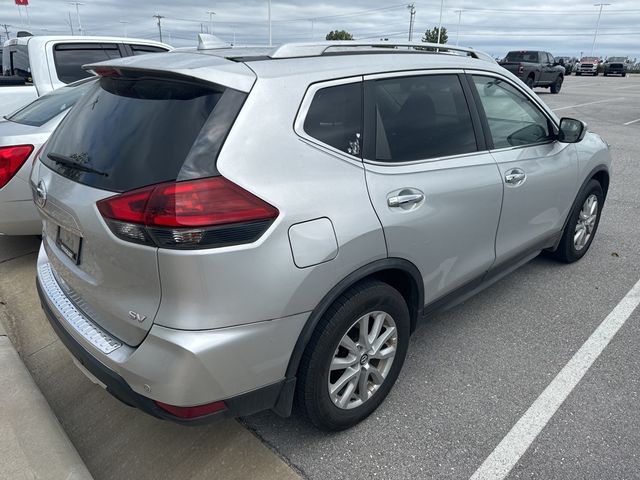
[1,1,638,60]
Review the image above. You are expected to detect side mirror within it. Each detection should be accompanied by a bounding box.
[558,118,587,143]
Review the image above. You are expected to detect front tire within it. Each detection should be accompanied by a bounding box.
[296,280,410,430]
[549,179,604,263]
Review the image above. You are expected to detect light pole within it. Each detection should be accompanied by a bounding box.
[153,13,164,43]
[436,0,444,44]
[591,3,610,56]
[69,2,84,36]
[454,9,463,46]
[268,0,272,46]
[407,4,416,42]
[206,10,216,34]
[119,20,129,37]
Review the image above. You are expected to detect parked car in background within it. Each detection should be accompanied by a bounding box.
[0,35,171,117]
[0,77,96,236]
[499,50,565,93]
[575,57,601,76]
[557,56,576,74]
[603,57,628,76]
[33,40,610,431]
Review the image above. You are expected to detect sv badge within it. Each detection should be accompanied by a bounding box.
[128,311,147,323]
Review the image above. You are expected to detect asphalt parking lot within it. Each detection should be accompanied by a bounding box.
[1,74,639,480]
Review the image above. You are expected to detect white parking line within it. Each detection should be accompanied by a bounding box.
[614,85,639,90]
[623,118,640,126]
[553,98,624,111]
[469,278,640,480]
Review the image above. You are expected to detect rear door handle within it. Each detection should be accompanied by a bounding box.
[387,193,424,208]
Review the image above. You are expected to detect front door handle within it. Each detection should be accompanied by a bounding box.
[388,193,424,208]
[505,168,526,186]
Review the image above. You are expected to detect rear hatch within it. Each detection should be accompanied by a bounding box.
[33,64,252,346]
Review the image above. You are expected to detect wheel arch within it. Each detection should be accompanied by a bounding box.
[272,258,424,416]
[552,165,610,252]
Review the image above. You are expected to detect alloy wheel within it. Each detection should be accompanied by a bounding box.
[574,194,598,251]
[328,311,398,410]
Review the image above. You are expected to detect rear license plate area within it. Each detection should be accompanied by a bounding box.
[56,226,82,265]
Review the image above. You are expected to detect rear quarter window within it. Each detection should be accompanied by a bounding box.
[303,82,362,157]
[53,43,122,84]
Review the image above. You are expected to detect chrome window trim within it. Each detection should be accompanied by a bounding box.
[293,75,365,167]
[363,149,491,168]
[364,68,465,81]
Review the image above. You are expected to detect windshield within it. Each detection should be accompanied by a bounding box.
[6,78,97,127]
[580,57,598,62]
[505,51,539,63]
[608,57,626,62]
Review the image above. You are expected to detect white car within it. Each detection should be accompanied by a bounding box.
[0,77,96,235]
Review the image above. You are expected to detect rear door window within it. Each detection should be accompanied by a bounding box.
[42,75,246,192]
[53,43,122,84]
[370,74,477,162]
[303,82,362,157]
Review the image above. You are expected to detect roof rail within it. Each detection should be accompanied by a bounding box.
[269,41,495,63]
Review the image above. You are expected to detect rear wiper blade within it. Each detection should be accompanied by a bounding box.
[47,152,108,177]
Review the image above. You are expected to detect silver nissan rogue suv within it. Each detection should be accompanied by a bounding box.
[34,39,611,430]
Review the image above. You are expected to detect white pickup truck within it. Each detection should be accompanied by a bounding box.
[1,35,172,117]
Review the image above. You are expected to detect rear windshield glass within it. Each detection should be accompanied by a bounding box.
[42,75,246,192]
[505,51,539,63]
[6,78,96,127]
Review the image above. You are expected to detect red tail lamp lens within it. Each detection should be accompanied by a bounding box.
[0,144,34,189]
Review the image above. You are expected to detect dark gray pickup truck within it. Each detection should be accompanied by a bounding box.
[499,50,566,93]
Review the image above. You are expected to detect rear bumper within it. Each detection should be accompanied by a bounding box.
[36,246,308,423]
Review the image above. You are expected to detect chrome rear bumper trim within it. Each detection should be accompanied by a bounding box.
[38,262,123,354]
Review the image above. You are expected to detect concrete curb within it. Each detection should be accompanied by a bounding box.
[0,330,94,480]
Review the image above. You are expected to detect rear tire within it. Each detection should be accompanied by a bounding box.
[549,180,604,263]
[296,280,410,431]
[550,76,563,94]
[525,75,535,89]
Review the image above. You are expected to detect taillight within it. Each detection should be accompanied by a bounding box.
[0,144,34,189]
[97,176,279,249]
[154,400,226,419]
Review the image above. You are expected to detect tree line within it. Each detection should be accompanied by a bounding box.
[326,27,448,43]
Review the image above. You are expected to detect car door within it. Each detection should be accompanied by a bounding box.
[362,72,504,304]
[469,74,578,267]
